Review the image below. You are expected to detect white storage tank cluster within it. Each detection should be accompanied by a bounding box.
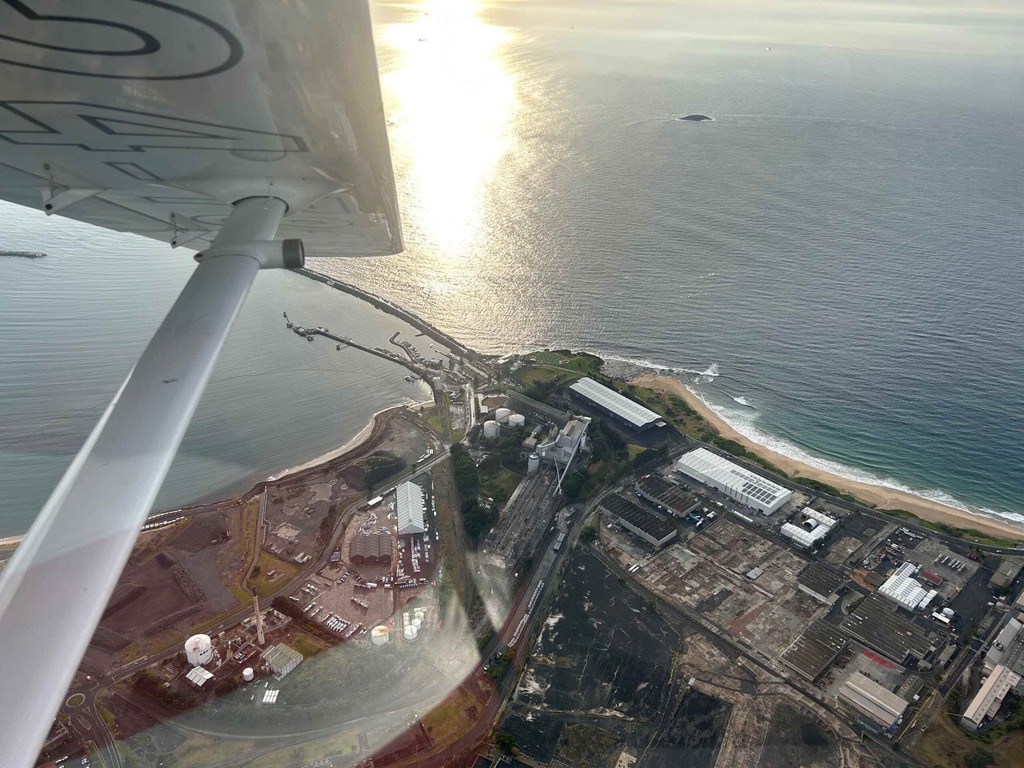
[507,413,525,428]
[242,667,255,683]
[483,420,500,439]
[371,625,390,646]
[528,453,540,474]
[495,407,512,424]
[185,634,214,667]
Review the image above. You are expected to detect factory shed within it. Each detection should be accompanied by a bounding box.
[675,448,792,515]
[797,562,847,605]
[396,481,426,535]
[186,667,214,688]
[600,493,676,548]
[636,475,700,517]
[781,621,848,681]
[263,643,303,679]
[840,594,933,664]
[781,508,838,550]
[350,533,393,565]
[567,377,664,431]
[990,558,1024,590]
[838,672,909,728]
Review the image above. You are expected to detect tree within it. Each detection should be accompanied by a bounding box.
[495,731,517,755]
[964,748,995,768]
[580,525,598,543]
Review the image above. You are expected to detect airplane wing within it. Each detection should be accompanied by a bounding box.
[0,3,400,764]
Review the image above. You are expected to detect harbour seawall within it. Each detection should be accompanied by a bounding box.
[298,268,471,358]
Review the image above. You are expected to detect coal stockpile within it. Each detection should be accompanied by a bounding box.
[645,690,732,768]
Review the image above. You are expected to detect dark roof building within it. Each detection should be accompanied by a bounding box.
[637,475,700,518]
[600,493,676,548]
[350,533,393,565]
[797,562,847,605]
[840,594,933,663]
[781,620,848,681]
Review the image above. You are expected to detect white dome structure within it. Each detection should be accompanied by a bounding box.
[483,420,500,439]
[495,407,512,424]
[242,667,255,683]
[184,634,213,667]
[508,413,525,428]
[371,625,390,646]
[403,624,419,641]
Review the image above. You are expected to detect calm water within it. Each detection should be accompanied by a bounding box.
[2,1,1023,534]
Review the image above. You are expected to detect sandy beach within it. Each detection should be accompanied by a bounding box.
[634,374,1024,543]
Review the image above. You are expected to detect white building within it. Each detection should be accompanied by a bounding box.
[838,672,908,728]
[675,448,792,515]
[962,664,1023,731]
[263,643,303,679]
[781,508,838,549]
[878,562,937,612]
[567,377,663,431]
[396,481,426,535]
[541,417,591,465]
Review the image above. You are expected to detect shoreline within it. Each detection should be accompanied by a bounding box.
[633,373,1024,542]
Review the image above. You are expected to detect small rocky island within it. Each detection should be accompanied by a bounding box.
[678,114,712,122]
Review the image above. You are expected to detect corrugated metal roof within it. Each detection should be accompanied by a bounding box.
[568,377,662,428]
[396,481,426,535]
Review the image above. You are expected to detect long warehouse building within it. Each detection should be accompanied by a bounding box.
[396,481,426,535]
[567,377,665,431]
[676,448,793,515]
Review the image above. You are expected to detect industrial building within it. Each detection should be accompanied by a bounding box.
[350,533,393,565]
[396,481,426,535]
[540,417,591,465]
[962,664,1023,731]
[781,621,848,681]
[838,672,909,729]
[600,493,677,548]
[675,448,793,515]
[983,615,1024,681]
[877,562,937,612]
[567,377,664,431]
[797,562,847,605]
[990,558,1023,591]
[636,475,700,518]
[781,508,838,550]
[840,594,933,664]
[186,667,214,688]
[263,643,303,679]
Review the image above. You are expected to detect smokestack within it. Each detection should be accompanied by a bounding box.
[252,590,265,646]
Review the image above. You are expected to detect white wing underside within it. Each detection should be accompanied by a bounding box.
[0,0,401,255]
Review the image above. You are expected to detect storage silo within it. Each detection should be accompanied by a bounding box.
[483,420,500,439]
[507,413,525,428]
[371,625,390,646]
[414,609,426,622]
[242,667,255,683]
[495,407,512,424]
[403,624,419,641]
[528,453,540,474]
[184,634,214,667]
[411,617,423,630]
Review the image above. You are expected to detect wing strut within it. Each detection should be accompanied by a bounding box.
[0,196,299,765]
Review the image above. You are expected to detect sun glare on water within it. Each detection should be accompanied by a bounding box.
[380,0,516,262]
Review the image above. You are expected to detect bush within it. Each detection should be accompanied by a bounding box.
[495,731,517,755]
[580,526,598,543]
[964,748,995,768]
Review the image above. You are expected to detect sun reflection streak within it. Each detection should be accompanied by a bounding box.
[380,0,516,258]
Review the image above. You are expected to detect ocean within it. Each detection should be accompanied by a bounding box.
[2,0,1023,535]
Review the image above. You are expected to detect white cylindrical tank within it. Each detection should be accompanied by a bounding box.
[508,413,525,428]
[528,453,540,474]
[185,634,213,667]
[371,625,390,646]
[411,617,423,630]
[414,609,426,622]
[495,407,512,424]
[403,624,419,641]
[942,607,955,618]
[242,667,255,683]
[483,420,500,439]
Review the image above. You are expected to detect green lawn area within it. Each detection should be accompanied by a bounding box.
[516,365,581,388]
[480,466,523,505]
[248,549,300,597]
[626,443,646,460]
[527,350,603,374]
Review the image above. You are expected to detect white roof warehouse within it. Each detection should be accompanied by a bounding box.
[676,448,792,515]
[567,377,664,431]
